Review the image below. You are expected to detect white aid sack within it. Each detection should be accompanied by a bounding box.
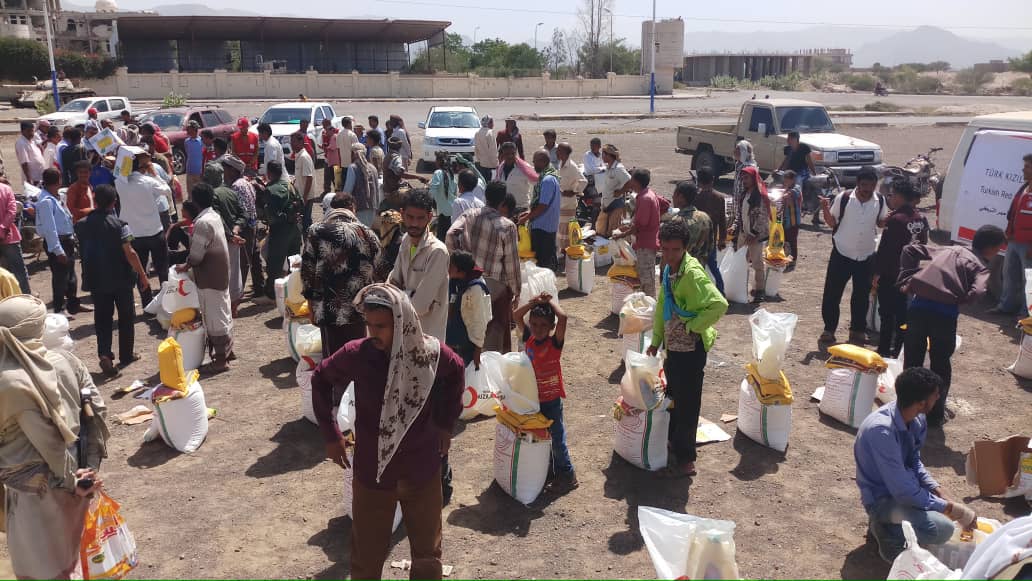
[144,281,172,315]
[611,280,636,315]
[820,368,879,428]
[620,350,665,411]
[877,358,903,403]
[493,422,550,505]
[298,353,325,424]
[294,324,322,357]
[623,329,654,359]
[274,277,289,319]
[737,379,791,452]
[482,351,539,414]
[168,322,206,373]
[148,381,209,453]
[565,254,595,294]
[285,269,305,310]
[614,399,670,471]
[342,448,403,532]
[1008,333,1032,379]
[42,313,74,352]
[927,518,1002,571]
[592,236,614,268]
[719,246,750,304]
[763,267,784,297]
[519,261,559,306]
[284,318,310,362]
[618,292,656,336]
[888,521,960,580]
[638,506,741,581]
[162,267,200,313]
[749,309,798,379]
[459,363,500,420]
[613,239,636,267]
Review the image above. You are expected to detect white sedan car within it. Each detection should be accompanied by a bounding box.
[418,106,480,170]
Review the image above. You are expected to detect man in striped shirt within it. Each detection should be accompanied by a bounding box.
[446,181,520,353]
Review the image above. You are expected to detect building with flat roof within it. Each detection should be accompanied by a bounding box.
[114,15,450,73]
[680,49,853,86]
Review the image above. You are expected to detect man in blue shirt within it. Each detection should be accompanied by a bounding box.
[854,367,978,562]
[522,150,561,271]
[35,168,88,316]
[184,120,204,198]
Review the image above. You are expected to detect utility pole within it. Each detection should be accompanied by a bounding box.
[534,22,544,52]
[649,0,656,115]
[474,26,480,45]
[42,0,61,108]
[603,7,613,73]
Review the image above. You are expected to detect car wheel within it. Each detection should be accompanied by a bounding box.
[172,147,186,175]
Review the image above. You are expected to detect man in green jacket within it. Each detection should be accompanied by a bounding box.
[258,160,303,303]
[212,157,248,311]
[648,217,728,478]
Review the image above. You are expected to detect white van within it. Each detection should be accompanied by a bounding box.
[938,111,1032,244]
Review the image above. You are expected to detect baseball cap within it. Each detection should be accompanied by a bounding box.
[237,117,250,129]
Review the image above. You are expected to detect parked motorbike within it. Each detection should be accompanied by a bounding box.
[880,147,944,201]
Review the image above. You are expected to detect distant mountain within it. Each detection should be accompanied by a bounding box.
[147,3,261,16]
[853,26,1019,68]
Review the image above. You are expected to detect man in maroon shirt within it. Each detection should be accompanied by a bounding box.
[311,283,464,580]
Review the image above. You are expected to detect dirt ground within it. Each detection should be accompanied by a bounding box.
[0,122,1030,580]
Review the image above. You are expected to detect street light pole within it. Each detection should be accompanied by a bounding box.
[649,0,656,115]
[534,22,544,52]
[474,26,480,46]
[603,7,613,73]
[41,0,61,108]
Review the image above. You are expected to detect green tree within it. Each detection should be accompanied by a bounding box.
[1010,51,1032,77]
[928,61,950,73]
[0,37,49,82]
[409,32,471,73]
[955,67,995,94]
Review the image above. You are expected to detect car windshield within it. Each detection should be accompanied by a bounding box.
[776,106,835,133]
[58,99,92,113]
[427,111,480,129]
[139,112,185,131]
[259,108,310,125]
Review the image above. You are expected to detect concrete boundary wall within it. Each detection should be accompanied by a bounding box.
[82,68,665,100]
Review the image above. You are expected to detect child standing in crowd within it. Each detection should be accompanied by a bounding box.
[780,170,802,271]
[514,292,577,490]
[875,178,929,358]
[446,250,491,370]
[733,165,770,303]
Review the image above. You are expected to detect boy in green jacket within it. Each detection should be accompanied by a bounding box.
[648,217,729,477]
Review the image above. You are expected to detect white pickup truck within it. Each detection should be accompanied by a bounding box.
[675,99,885,186]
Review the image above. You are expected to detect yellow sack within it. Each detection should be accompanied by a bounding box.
[566,245,586,258]
[745,363,793,405]
[518,224,535,259]
[170,308,198,329]
[765,202,789,264]
[494,406,553,432]
[288,299,310,318]
[1020,316,1032,336]
[607,263,638,280]
[158,337,189,392]
[826,343,887,373]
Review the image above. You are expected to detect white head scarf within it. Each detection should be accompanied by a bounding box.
[736,139,756,166]
[353,284,441,482]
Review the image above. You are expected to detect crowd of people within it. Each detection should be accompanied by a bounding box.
[0,105,1028,579]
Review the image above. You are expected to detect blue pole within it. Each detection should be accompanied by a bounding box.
[650,72,655,115]
[42,0,61,108]
[50,70,61,109]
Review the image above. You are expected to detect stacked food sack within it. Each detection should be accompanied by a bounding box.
[737,309,798,453]
[608,240,639,315]
[144,337,208,453]
[489,352,553,505]
[819,344,887,428]
[565,221,594,294]
[613,351,669,471]
[762,202,792,297]
[163,267,205,372]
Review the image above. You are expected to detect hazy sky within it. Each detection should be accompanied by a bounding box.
[107,0,1032,48]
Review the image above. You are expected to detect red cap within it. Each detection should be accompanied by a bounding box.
[237,117,250,129]
[87,107,98,117]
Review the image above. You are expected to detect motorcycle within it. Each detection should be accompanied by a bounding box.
[879,147,944,201]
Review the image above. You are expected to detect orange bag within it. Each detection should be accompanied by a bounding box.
[80,492,138,580]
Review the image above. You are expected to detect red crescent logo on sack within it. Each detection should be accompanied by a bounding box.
[301,355,316,371]
[462,386,477,409]
[177,280,188,296]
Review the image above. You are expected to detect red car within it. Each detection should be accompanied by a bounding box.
[137,106,238,174]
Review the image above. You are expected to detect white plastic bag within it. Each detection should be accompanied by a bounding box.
[295,324,322,356]
[618,292,656,336]
[565,254,595,294]
[614,399,669,471]
[460,363,500,420]
[335,382,357,434]
[877,358,903,403]
[820,368,878,428]
[927,518,1002,572]
[148,381,208,453]
[620,350,665,411]
[638,506,741,580]
[482,351,539,414]
[493,422,550,505]
[611,280,636,315]
[144,281,171,315]
[737,378,791,452]
[592,236,614,268]
[274,276,289,319]
[623,329,654,359]
[748,309,798,379]
[763,267,784,297]
[42,313,74,352]
[1008,333,1032,379]
[162,267,200,313]
[613,239,636,267]
[519,261,559,306]
[719,246,750,304]
[298,353,324,424]
[285,269,305,310]
[867,293,881,333]
[168,322,206,373]
[888,521,961,580]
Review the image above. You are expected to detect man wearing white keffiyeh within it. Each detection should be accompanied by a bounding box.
[310,283,464,580]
